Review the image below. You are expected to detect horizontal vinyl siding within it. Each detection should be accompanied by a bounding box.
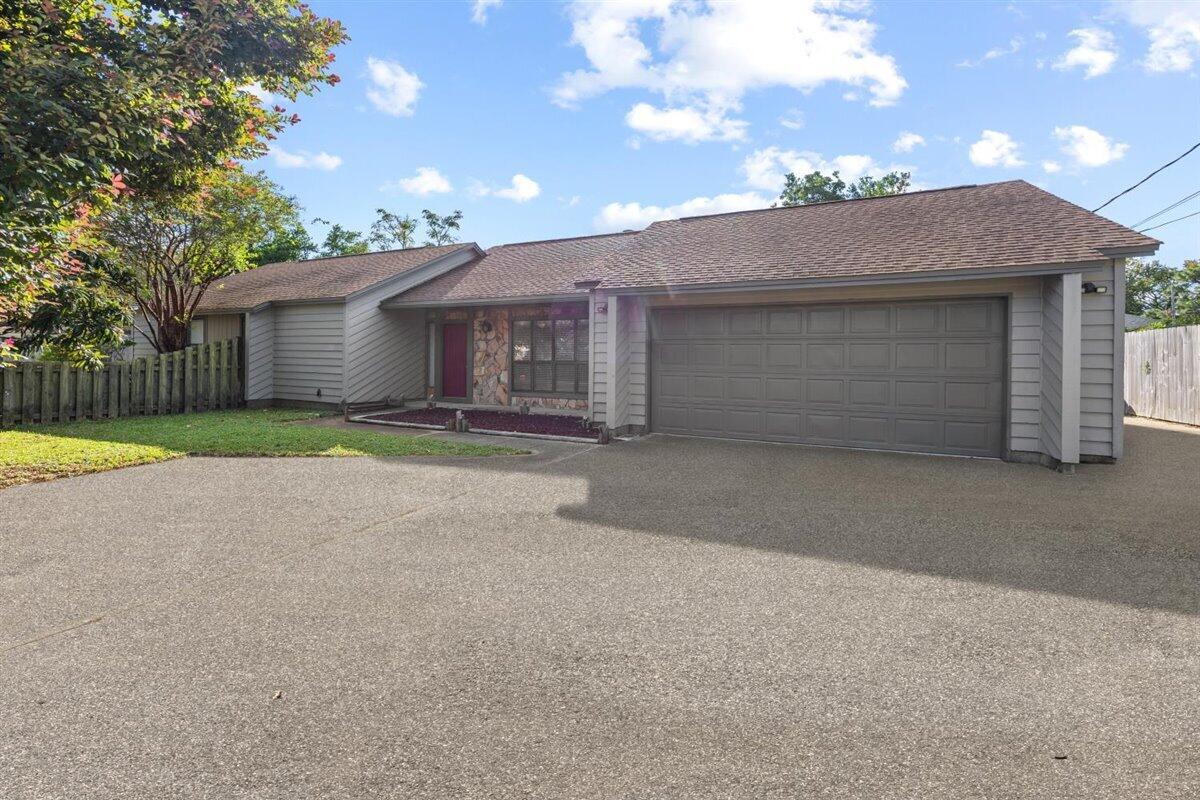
[626,296,647,428]
[273,303,345,403]
[1079,263,1115,457]
[246,309,274,401]
[344,278,427,404]
[591,298,608,423]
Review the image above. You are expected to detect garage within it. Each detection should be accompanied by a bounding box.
[649,298,1007,457]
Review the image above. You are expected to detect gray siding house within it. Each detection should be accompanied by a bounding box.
[188,180,1157,469]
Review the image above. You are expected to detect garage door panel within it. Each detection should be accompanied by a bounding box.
[807,307,845,333]
[849,380,889,406]
[689,375,725,399]
[896,342,940,370]
[850,306,890,333]
[848,342,891,369]
[650,298,1005,457]
[728,342,762,367]
[807,343,844,369]
[848,416,889,444]
[766,309,802,333]
[807,378,845,404]
[765,378,803,402]
[689,343,725,367]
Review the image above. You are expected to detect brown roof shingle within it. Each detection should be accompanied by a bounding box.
[395,231,639,303]
[585,180,1159,290]
[195,243,476,312]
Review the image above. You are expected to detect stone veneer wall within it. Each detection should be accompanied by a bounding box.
[469,305,588,410]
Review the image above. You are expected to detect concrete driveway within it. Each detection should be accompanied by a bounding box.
[2,418,1197,799]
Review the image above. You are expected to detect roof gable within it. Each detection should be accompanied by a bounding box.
[196,243,481,313]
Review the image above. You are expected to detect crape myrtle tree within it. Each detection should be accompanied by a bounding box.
[102,169,304,354]
[0,0,345,364]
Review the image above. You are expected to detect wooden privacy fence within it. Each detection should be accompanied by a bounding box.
[1125,325,1200,426]
[1,338,242,427]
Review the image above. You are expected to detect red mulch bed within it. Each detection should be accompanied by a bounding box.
[364,407,601,441]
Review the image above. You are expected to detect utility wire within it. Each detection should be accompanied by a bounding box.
[1092,141,1200,213]
[1138,208,1200,234]
[1130,188,1200,229]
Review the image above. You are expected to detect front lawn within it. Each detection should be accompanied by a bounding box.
[0,409,524,489]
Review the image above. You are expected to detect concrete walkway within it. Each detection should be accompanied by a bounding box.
[1,418,1197,798]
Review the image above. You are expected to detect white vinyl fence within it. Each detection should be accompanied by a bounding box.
[1124,325,1200,426]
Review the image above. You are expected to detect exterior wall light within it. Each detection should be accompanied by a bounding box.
[1082,282,1107,294]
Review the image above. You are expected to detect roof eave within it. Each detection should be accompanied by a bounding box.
[381,293,587,309]
[597,260,1117,295]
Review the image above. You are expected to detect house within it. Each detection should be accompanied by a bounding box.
[190,180,1158,468]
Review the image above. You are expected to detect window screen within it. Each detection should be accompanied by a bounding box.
[511,316,589,395]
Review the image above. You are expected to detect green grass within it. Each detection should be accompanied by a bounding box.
[0,408,525,489]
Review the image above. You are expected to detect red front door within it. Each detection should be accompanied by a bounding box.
[441,323,468,398]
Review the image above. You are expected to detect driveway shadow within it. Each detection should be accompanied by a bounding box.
[466,419,1200,616]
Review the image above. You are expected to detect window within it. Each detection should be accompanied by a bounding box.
[511,316,589,396]
[189,318,205,345]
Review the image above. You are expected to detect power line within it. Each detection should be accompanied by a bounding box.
[1138,208,1200,234]
[1092,140,1200,213]
[1130,188,1200,229]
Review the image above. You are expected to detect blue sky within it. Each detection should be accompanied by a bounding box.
[250,0,1199,266]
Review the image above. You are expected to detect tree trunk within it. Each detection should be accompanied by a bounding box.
[157,318,189,353]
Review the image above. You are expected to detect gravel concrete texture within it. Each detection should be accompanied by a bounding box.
[1,418,1197,799]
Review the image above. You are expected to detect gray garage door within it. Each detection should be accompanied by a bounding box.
[650,299,1006,457]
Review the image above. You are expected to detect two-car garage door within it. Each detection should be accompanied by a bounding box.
[649,299,1006,457]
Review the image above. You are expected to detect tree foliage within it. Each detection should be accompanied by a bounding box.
[777,170,911,207]
[1125,258,1200,328]
[103,169,306,354]
[370,208,419,250]
[422,209,464,246]
[0,0,346,344]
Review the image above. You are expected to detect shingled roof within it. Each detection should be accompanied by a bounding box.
[198,181,1158,312]
[195,243,478,312]
[393,231,639,304]
[582,180,1159,290]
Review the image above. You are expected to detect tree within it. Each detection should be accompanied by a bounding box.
[370,208,419,250]
[0,0,345,353]
[1126,258,1200,328]
[248,195,317,265]
[422,209,464,246]
[2,253,132,366]
[312,218,369,257]
[777,170,911,207]
[102,169,304,354]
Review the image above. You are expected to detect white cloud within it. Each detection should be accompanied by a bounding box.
[474,174,541,203]
[778,108,805,130]
[1042,160,1062,173]
[241,82,275,105]
[958,37,1023,68]
[554,0,906,140]
[740,147,900,192]
[892,132,925,153]
[271,147,342,171]
[595,192,768,232]
[385,166,452,195]
[365,57,423,116]
[1114,0,1200,72]
[471,0,502,25]
[968,130,1024,168]
[1053,125,1129,167]
[625,102,747,143]
[1054,28,1118,78]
